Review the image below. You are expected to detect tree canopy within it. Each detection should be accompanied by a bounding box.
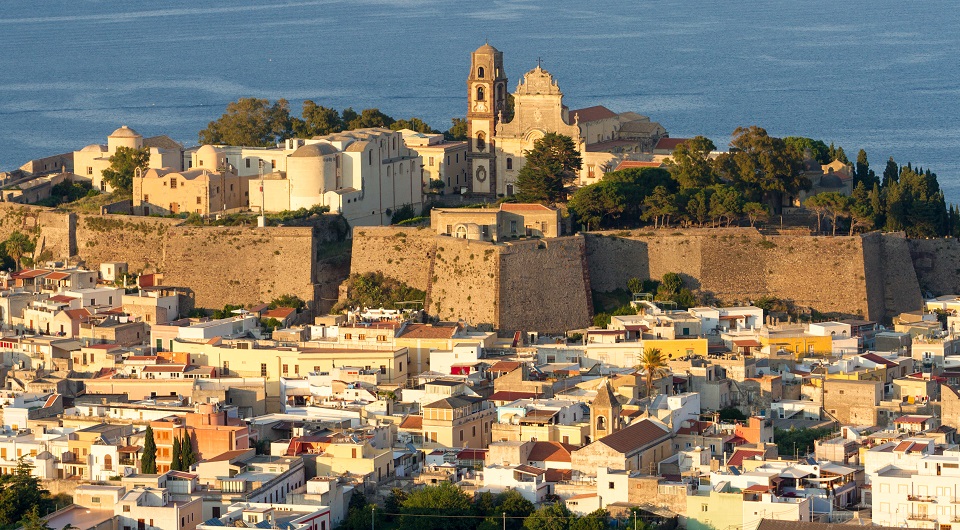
[199,98,294,146]
[515,133,582,204]
[334,272,426,313]
[102,146,149,192]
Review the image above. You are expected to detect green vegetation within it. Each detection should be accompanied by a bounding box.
[514,132,582,204]
[170,436,196,471]
[102,146,150,192]
[200,98,439,147]
[183,204,332,227]
[718,407,748,421]
[639,348,669,398]
[775,426,834,458]
[141,425,157,474]
[33,180,96,207]
[269,294,305,310]
[212,304,245,319]
[3,231,35,271]
[0,458,64,529]
[391,204,418,225]
[566,125,956,236]
[444,117,468,141]
[334,272,426,313]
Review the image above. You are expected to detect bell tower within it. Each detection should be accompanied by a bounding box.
[467,43,507,195]
[591,380,622,442]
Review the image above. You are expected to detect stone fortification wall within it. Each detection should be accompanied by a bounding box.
[0,203,348,312]
[498,236,592,334]
[909,238,960,297]
[431,237,499,328]
[862,233,923,320]
[348,226,436,291]
[349,228,592,333]
[586,229,877,319]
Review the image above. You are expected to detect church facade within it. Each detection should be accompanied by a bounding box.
[466,44,669,197]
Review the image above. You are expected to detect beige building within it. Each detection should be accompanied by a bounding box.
[73,125,183,192]
[134,145,252,216]
[247,128,424,226]
[464,44,667,196]
[401,130,469,194]
[431,203,561,241]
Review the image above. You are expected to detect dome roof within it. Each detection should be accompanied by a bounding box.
[820,174,843,188]
[475,42,498,54]
[195,145,221,168]
[291,143,338,157]
[81,144,106,153]
[109,125,141,138]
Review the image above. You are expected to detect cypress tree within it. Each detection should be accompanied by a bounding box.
[141,426,157,474]
[171,436,183,472]
[182,434,197,469]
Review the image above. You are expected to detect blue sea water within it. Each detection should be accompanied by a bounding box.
[1,0,959,200]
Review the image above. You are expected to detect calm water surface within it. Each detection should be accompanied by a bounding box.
[1,1,959,199]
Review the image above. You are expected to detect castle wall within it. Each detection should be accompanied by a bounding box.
[498,236,592,334]
[431,237,499,328]
[910,238,960,298]
[585,230,879,320]
[348,226,436,292]
[0,203,347,313]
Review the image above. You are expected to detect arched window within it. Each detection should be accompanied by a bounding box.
[506,158,513,170]
[103,454,112,471]
[596,416,606,432]
[476,86,485,101]
[477,66,485,79]
[496,84,503,102]
[476,132,485,151]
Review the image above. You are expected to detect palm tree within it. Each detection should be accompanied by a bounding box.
[637,348,669,398]
[4,231,34,271]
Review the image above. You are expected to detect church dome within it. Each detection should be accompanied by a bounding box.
[195,144,221,169]
[820,173,843,188]
[109,125,141,138]
[475,42,499,54]
[81,144,106,153]
[291,143,338,157]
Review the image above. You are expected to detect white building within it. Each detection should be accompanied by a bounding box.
[871,450,960,528]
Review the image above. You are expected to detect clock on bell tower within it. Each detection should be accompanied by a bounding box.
[466,43,507,195]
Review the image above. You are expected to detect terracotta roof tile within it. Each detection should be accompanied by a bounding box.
[570,105,618,123]
[398,323,458,340]
[595,419,669,454]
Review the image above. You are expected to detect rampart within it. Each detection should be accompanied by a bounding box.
[0,203,349,312]
[352,226,930,330]
[584,229,924,322]
[349,227,593,333]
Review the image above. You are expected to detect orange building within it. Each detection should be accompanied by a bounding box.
[148,403,250,473]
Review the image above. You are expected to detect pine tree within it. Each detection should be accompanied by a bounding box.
[171,436,182,472]
[141,426,157,474]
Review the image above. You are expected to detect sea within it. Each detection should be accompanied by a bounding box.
[2,0,959,201]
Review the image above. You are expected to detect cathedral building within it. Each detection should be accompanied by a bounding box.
[465,44,669,197]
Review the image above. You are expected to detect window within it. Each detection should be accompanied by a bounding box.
[476,86,485,101]
[222,361,229,374]
[506,158,512,170]
[282,364,288,374]
[261,363,268,376]
[170,178,177,189]
[344,333,352,340]
[123,506,131,512]
[477,66,485,78]
[380,365,386,374]
[358,334,366,341]
[246,159,251,168]
[196,196,202,204]
[91,496,101,503]
[87,166,93,175]
[230,184,234,191]
[428,157,434,166]
[476,132,485,151]
[294,365,299,374]
[459,430,464,442]
[609,482,615,489]
[377,335,387,342]
[701,504,708,512]
[144,194,149,202]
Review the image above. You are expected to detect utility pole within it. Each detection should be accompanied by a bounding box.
[258,159,266,227]
[371,505,375,530]
[503,512,506,530]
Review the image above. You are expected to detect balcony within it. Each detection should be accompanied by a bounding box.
[906,513,935,521]
[908,495,936,503]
